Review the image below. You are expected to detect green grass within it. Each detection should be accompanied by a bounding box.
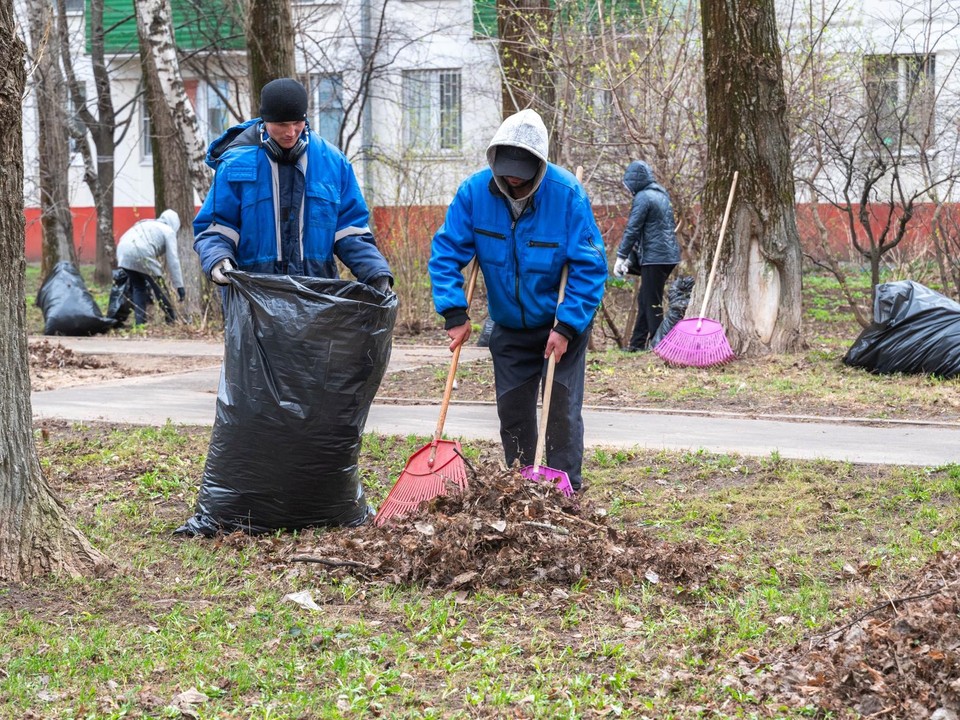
[4,424,960,717]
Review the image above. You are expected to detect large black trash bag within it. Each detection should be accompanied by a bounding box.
[177,272,398,536]
[843,280,960,378]
[476,317,495,347]
[106,268,132,326]
[35,261,116,336]
[651,275,694,349]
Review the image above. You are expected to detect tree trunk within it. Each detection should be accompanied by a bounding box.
[246,0,295,115]
[136,0,214,320]
[496,0,558,157]
[26,0,77,277]
[0,0,111,582]
[700,0,803,356]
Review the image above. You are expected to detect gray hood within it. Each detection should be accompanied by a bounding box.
[486,109,549,199]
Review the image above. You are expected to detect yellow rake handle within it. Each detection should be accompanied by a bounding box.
[429,258,480,467]
[698,171,738,331]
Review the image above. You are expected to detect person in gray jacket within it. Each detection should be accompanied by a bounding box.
[115,209,185,325]
[613,161,680,351]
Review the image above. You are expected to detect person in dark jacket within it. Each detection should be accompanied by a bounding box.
[429,109,607,491]
[193,78,392,290]
[613,161,681,351]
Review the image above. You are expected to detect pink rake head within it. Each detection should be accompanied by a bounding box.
[653,317,736,368]
[520,464,575,497]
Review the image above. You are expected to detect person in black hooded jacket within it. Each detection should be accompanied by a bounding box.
[613,161,681,351]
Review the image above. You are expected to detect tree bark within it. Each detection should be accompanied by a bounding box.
[136,0,213,320]
[497,0,557,157]
[700,0,803,355]
[246,0,295,114]
[0,0,111,582]
[26,0,77,277]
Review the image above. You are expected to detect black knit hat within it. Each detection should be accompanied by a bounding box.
[259,78,308,122]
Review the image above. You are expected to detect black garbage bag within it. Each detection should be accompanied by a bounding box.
[843,280,960,377]
[476,317,495,347]
[651,275,695,349]
[177,272,398,536]
[106,268,132,326]
[35,261,116,336]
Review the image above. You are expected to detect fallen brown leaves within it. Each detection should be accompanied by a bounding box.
[269,458,717,593]
[751,552,960,718]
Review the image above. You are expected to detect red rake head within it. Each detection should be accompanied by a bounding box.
[373,440,468,526]
[653,318,736,368]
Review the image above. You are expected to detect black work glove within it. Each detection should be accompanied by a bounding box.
[371,276,392,294]
[177,287,185,302]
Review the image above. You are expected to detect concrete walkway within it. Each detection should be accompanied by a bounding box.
[29,337,960,468]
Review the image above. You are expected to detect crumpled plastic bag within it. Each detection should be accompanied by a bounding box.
[35,261,116,336]
[843,280,960,377]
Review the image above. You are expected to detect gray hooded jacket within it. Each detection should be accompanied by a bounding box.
[616,161,680,269]
[116,209,185,289]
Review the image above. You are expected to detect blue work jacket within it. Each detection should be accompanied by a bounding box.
[194,119,391,284]
[430,164,607,336]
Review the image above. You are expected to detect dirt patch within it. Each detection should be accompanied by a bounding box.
[29,339,221,392]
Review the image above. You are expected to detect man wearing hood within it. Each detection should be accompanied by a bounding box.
[115,209,185,325]
[429,109,607,492]
[193,78,393,291]
[613,161,681,351]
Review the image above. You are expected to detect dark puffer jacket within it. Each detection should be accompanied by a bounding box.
[615,161,680,271]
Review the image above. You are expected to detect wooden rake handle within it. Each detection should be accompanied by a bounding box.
[532,164,582,472]
[429,258,480,466]
[697,171,739,329]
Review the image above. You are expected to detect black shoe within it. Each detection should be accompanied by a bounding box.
[624,345,646,353]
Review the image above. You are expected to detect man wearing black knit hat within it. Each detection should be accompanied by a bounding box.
[194,77,393,290]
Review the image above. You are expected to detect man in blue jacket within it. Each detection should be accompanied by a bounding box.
[194,78,392,290]
[429,109,607,491]
[613,160,680,351]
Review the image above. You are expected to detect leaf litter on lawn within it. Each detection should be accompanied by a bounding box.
[743,551,960,718]
[214,454,718,594]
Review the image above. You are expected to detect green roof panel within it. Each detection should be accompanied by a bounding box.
[87,0,245,55]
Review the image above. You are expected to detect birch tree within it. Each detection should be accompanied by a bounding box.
[0,0,111,582]
[136,0,213,317]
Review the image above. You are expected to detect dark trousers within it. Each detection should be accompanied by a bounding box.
[630,264,676,350]
[126,269,175,325]
[488,322,591,490]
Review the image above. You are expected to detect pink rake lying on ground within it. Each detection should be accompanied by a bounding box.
[374,261,480,526]
[654,171,739,369]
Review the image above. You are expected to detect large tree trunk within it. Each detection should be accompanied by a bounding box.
[700,0,803,356]
[136,0,213,321]
[246,0,295,114]
[26,0,77,277]
[0,0,111,582]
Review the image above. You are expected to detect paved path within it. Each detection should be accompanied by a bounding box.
[29,337,960,468]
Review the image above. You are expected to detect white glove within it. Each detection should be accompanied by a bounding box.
[613,256,630,279]
[211,258,234,285]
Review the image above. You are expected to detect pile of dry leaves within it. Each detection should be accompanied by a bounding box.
[750,552,960,718]
[254,457,718,594]
[29,339,105,370]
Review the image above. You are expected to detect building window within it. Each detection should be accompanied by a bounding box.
[203,79,230,144]
[140,95,153,161]
[309,73,344,147]
[403,69,462,151]
[64,0,83,13]
[865,54,935,149]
